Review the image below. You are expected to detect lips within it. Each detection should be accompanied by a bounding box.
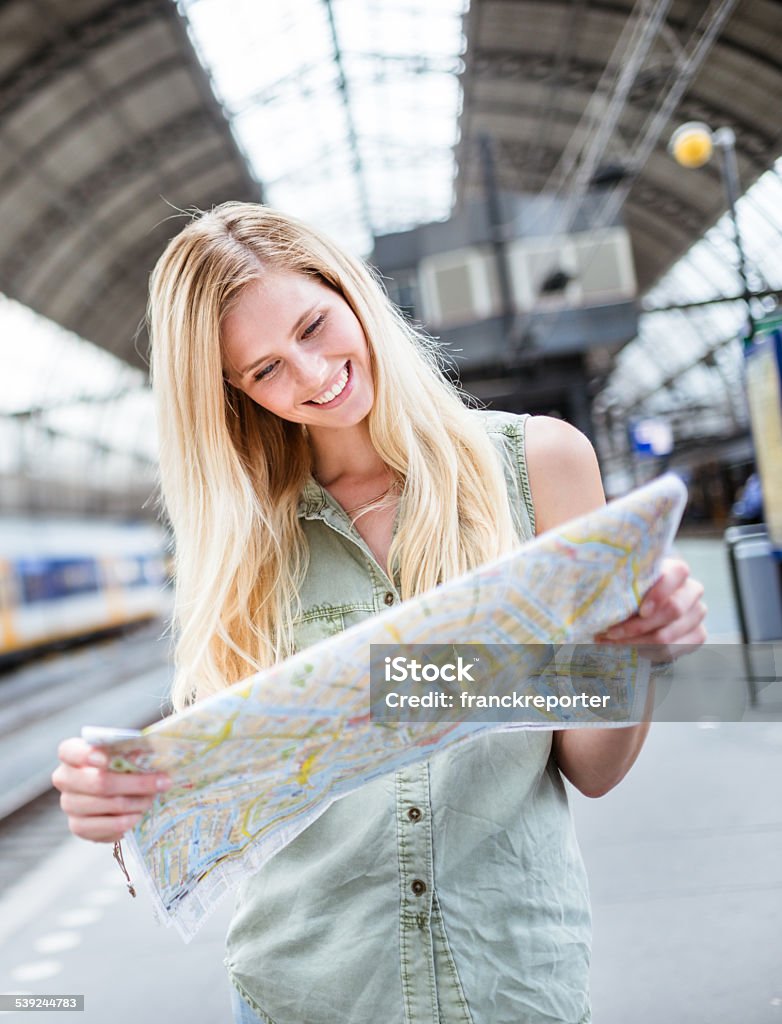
[306,361,352,407]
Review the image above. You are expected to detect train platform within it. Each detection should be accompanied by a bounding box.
[0,535,779,1022]
[0,625,172,821]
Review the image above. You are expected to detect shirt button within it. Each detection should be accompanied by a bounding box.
[411,879,427,897]
[407,806,422,822]
[384,592,395,606]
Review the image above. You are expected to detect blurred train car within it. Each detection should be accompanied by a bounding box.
[0,517,171,665]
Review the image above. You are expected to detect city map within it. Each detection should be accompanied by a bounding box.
[83,473,687,940]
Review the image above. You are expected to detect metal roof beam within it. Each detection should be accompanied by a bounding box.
[1,107,219,297]
[524,0,590,175]
[321,0,373,240]
[0,0,161,119]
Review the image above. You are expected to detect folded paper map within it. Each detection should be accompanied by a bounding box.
[83,473,687,940]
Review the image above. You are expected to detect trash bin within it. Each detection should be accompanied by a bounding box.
[724,524,782,642]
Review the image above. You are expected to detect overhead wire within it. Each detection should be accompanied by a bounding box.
[495,0,746,425]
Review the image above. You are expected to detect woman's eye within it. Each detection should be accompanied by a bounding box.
[302,313,326,338]
[253,360,279,383]
[250,315,325,383]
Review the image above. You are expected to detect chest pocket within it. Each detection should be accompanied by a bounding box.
[292,604,347,653]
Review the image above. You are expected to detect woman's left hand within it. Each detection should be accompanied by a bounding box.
[594,557,707,660]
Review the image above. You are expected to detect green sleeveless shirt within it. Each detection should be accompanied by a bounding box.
[225,410,592,1024]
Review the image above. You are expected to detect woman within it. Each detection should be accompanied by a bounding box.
[53,203,706,1024]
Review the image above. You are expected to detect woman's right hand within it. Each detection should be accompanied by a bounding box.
[52,738,171,843]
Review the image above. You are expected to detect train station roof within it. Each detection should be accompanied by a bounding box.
[1,0,781,510]
[1,0,781,372]
[456,0,782,294]
[0,0,261,369]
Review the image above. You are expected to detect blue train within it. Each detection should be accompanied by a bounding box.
[0,518,171,664]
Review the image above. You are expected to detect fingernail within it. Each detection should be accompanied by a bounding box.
[605,627,621,640]
[156,777,172,791]
[639,600,655,618]
[87,751,107,767]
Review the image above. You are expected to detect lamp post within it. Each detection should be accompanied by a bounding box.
[669,121,755,347]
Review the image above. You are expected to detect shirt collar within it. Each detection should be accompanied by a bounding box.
[297,476,328,519]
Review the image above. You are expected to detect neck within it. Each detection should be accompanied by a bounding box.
[308,419,386,487]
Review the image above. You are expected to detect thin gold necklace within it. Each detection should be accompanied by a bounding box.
[343,483,397,517]
[312,469,399,517]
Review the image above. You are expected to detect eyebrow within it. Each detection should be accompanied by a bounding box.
[239,305,319,378]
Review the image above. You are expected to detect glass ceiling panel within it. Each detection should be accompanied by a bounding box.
[179,0,468,254]
[6,8,781,497]
[0,295,157,496]
[598,156,782,423]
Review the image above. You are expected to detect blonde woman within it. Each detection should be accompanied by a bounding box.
[53,203,706,1024]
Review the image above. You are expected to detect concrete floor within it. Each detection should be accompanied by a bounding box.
[569,533,782,1023]
[570,719,782,1023]
[0,535,779,1023]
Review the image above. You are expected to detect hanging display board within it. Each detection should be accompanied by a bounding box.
[745,316,782,553]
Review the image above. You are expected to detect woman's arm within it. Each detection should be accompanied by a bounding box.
[524,415,706,798]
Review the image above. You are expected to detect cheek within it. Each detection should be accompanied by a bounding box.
[246,382,307,422]
[352,329,372,371]
[335,307,368,351]
[239,380,274,411]
[254,391,283,415]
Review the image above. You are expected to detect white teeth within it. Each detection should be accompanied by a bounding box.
[312,365,349,405]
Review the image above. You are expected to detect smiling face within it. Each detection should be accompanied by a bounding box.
[221,270,375,431]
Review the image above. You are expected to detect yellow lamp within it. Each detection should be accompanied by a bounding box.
[668,122,714,169]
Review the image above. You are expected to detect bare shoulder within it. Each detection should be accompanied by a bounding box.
[524,414,597,464]
[524,415,606,534]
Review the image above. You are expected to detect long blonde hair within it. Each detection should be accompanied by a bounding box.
[148,202,519,710]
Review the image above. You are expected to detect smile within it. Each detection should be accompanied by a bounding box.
[308,362,351,406]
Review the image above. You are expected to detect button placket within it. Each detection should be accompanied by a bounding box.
[396,764,438,1023]
[307,485,401,604]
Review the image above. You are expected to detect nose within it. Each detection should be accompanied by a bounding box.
[288,349,331,395]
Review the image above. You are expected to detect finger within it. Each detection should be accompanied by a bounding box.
[57,737,110,769]
[601,580,705,641]
[66,813,145,844]
[655,606,712,647]
[675,623,708,648]
[637,633,707,663]
[595,563,696,638]
[639,558,691,618]
[51,763,171,798]
[634,599,707,646]
[59,791,158,817]
[643,586,705,641]
[619,596,705,644]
